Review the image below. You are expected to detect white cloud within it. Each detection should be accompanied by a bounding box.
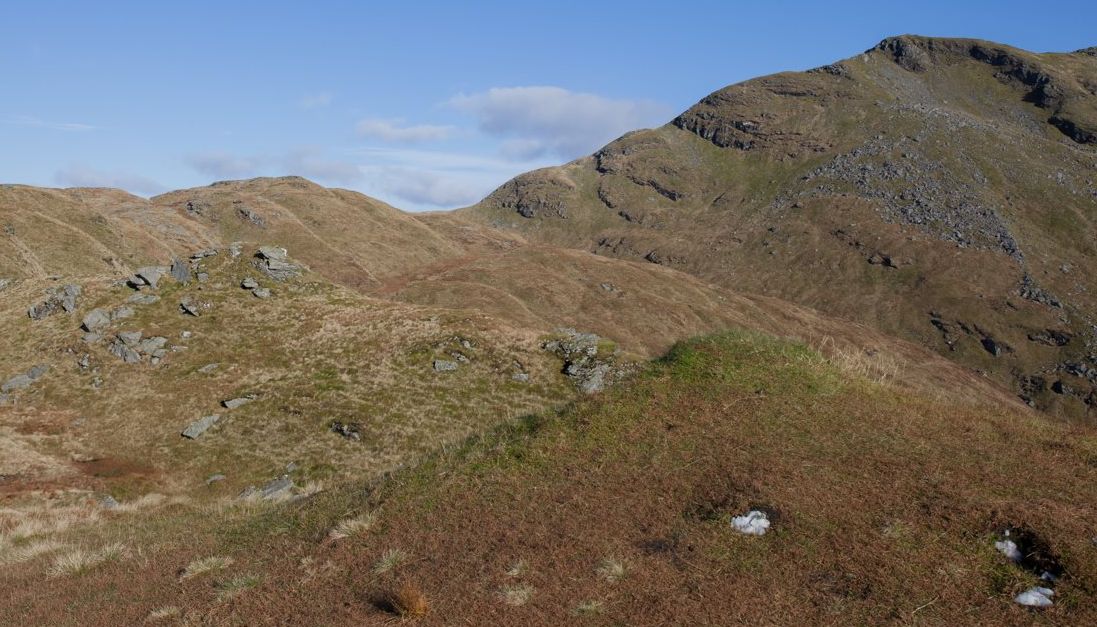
[184,149,362,186]
[367,167,483,207]
[355,118,457,143]
[282,148,363,185]
[348,146,556,210]
[6,115,96,132]
[298,92,334,109]
[448,86,670,160]
[185,152,263,179]
[54,165,165,196]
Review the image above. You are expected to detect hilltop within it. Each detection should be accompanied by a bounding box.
[465,35,1097,419]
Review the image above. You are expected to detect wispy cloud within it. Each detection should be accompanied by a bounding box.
[448,86,670,160]
[355,118,457,143]
[5,115,96,132]
[53,165,165,196]
[184,148,362,186]
[298,92,334,109]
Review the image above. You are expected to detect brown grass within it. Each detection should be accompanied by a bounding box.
[389,581,429,618]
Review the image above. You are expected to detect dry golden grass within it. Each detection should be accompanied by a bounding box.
[180,555,234,580]
[497,584,534,606]
[328,510,378,541]
[47,542,127,578]
[389,580,429,618]
[373,548,408,574]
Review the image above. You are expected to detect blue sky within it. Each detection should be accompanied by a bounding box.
[3,1,1096,211]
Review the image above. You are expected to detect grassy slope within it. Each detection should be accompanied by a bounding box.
[462,38,1097,419]
[4,331,1093,624]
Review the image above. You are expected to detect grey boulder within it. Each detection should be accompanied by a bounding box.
[181,414,221,439]
[81,308,111,332]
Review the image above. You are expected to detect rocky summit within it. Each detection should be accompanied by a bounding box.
[1,33,1096,626]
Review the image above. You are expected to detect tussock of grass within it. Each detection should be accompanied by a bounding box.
[574,600,604,615]
[389,581,429,618]
[595,557,627,582]
[180,555,234,580]
[216,573,261,601]
[504,559,526,577]
[145,606,181,622]
[373,548,407,574]
[328,510,378,540]
[498,584,534,606]
[0,539,64,566]
[47,543,127,578]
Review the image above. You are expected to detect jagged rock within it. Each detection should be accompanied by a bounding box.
[330,420,362,440]
[137,337,167,354]
[190,248,217,260]
[2,365,49,393]
[206,474,226,485]
[433,359,458,372]
[255,247,301,281]
[241,277,259,290]
[28,284,81,319]
[181,414,221,439]
[222,395,257,410]
[543,328,618,394]
[179,298,201,316]
[1019,275,1062,308]
[236,205,267,227]
[110,306,134,321]
[108,340,142,364]
[118,331,143,346]
[252,287,271,299]
[170,257,191,284]
[126,293,160,305]
[81,308,111,332]
[134,266,164,288]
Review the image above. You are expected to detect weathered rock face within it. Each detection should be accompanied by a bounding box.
[2,364,49,393]
[170,257,191,284]
[27,284,81,320]
[81,308,111,332]
[255,247,302,281]
[542,328,618,394]
[181,414,221,439]
[107,331,168,364]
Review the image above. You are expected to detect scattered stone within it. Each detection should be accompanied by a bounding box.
[542,328,618,394]
[81,308,111,332]
[180,330,193,339]
[252,287,271,299]
[1019,275,1062,309]
[433,359,458,373]
[330,421,362,441]
[241,277,259,290]
[138,337,168,354]
[180,298,201,317]
[599,282,618,292]
[222,395,257,409]
[731,510,771,536]
[236,205,267,227]
[197,363,219,374]
[190,248,218,261]
[118,331,143,345]
[110,306,135,321]
[0,278,10,291]
[1,364,49,393]
[255,247,302,281]
[99,495,120,510]
[181,414,221,439]
[126,293,160,305]
[134,266,164,288]
[28,284,81,319]
[196,272,209,283]
[229,242,242,258]
[206,474,226,485]
[170,257,191,284]
[259,476,294,500]
[82,332,102,344]
[77,354,90,369]
[1014,586,1054,607]
[511,373,530,382]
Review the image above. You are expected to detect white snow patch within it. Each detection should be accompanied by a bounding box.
[1014,586,1054,607]
[731,510,770,536]
[995,539,1022,562]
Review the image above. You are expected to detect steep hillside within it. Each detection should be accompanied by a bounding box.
[3,332,1091,624]
[466,36,1097,419]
